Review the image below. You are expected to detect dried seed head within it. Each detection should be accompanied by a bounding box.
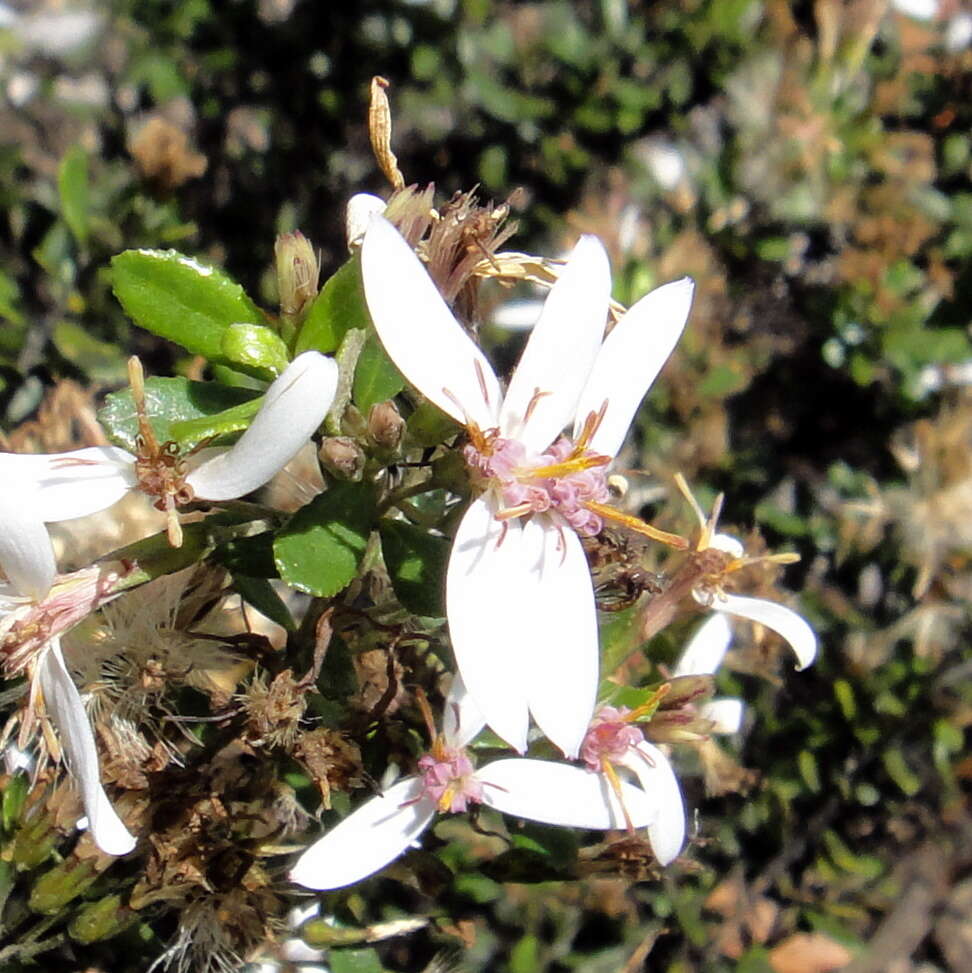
[294,728,363,809]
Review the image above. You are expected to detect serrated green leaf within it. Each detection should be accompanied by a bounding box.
[111,249,264,363]
[232,575,295,631]
[274,483,376,598]
[58,145,89,246]
[99,377,257,452]
[379,520,448,616]
[353,334,405,413]
[221,322,289,379]
[296,256,369,355]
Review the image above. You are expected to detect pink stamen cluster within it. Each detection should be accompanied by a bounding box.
[580,706,644,772]
[417,745,484,813]
[464,435,610,536]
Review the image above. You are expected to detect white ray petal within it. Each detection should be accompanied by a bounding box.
[478,758,657,829]
[673,613,733,677]
[711,593,817,670]
[699,698,744,734]
[573,278,693,458]
[289,777,435,890]
[0,447,135,522]
[520,517,598,758]
[0,473,56,599]
[361,215,501,430]
[186,351,336,501]
[442,674,487,749]
[445,498,530,752]
[617,742,685,865]
[711,532,745,557]
[39,642,136,856]
[501,235,611,452]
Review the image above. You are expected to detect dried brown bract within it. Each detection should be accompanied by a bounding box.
[129,117,207,192]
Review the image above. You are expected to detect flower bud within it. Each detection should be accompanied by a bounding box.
[367,400,404,452]
[346,193,386,249]
[275,230,320,319]
[643,709,714,744]
[69,894,133,943]
[661,674,715,708]
[28,857,99,914]
[319,436,365,481]
[11,814,58,871]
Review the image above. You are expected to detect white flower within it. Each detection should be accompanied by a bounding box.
[361,215,693,756]
[579,705,686,864]
[289,678,665,891]
[678,479,817,672]
[0,350,338,556]
[0,472,135,856]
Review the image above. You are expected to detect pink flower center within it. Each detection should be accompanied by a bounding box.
[464,435,610,537]
[417,745,484,813]
[580,706,644,772]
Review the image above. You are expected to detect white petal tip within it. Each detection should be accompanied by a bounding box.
[346,193,386,248]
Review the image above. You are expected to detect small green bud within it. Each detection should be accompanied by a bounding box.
[69,894,132,943]
[28,858,98,914]
[275,230,320,319]
[2,773,30,834]
[10,814,58,871]
[221,322,290,378]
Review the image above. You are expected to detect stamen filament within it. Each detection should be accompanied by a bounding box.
[582,501,690,550]
[525,453,612,480]
[600,759,635,834]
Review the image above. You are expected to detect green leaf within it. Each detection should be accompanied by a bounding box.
[168,396,263,447]
[379,520,449,616]
[353,334,405,413]
[329,947,383,973]
[406,399,461,447]
[58,145,89,246]
[99,377,257,452]
[221,322,290,379]
[510,935,540,973]
[111,249,264,363]
[296,256,369,355]
[274,483,377,598]
[214,532,279,578]
[53,321,128,384]
[232,575,295,631]
[108,515,277,594]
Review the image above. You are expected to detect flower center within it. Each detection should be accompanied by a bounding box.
[463,434,611,537]
[579,706,644,772]
[417,743,483,813]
